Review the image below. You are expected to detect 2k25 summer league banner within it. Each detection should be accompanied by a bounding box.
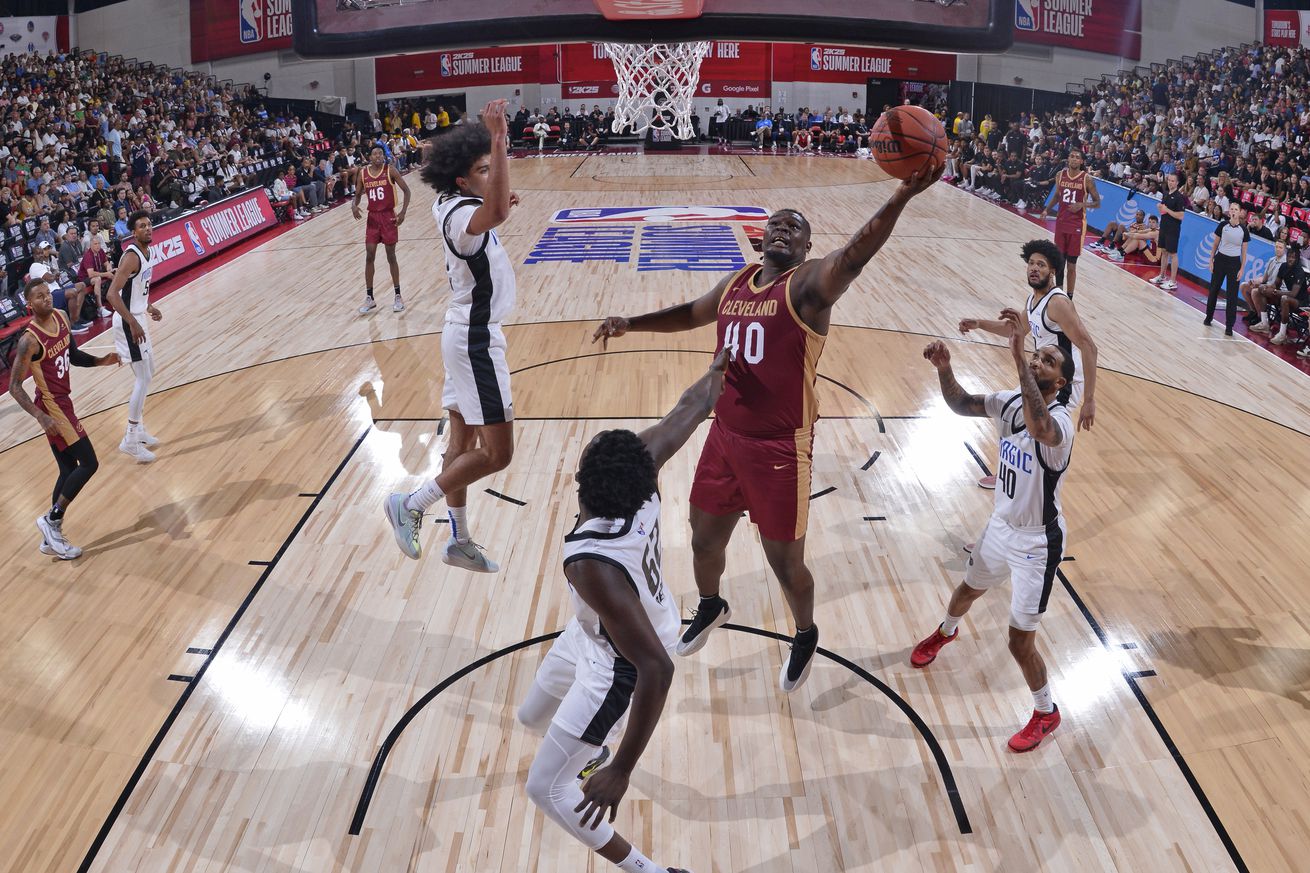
[0,16,68,58]
[147,189,278,283]
[1014,0,1142,60]
[191,0,294,63]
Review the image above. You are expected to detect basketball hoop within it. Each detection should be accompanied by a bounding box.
[602,41,711,141]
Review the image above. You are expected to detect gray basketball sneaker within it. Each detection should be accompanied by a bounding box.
[442,537,499,573]
[383,493,423,559]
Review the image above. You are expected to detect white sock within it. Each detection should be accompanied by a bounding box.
[1275,327,1288,340]
[1032,683,1054,714]
[940,614,963,636]
[616,847,667,873]
[448,505,470,544]
[126,420,139,435]
[1259,313,1270,326]
[405,480,444,513]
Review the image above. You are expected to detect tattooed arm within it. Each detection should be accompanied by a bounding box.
[923,341,988,417]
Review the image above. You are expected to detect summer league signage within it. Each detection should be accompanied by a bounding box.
[1013,0,1142,60]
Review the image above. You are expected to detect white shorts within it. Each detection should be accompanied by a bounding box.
[963,514,1065,631]
[535,619,647,747]
[111,313,153,368]
[441,318,513,427]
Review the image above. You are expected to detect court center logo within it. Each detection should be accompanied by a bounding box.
[239,0,263,44]
[1193,229,1217,272]
[1015,0,1037,31]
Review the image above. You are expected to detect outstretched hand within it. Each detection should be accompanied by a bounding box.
[922,340,951,371]
[999,308,1028,360]
[591,316,629,349]
[899,160,945,198]
[481,98,509,138]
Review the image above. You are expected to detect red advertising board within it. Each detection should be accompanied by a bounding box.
[376,46,547,95]
[1265,11,1309,48]
[697,80,771,99]
[1013,0,1141,60]
[190,0,294,63]
[147,189,278,283]
[780,44,955,83]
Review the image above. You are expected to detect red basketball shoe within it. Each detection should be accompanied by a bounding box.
[910,626,958,667]
[1008,705,1061,752]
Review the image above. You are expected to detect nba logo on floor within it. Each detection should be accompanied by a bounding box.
[1015,0,1036,31]
[239,0,263,43]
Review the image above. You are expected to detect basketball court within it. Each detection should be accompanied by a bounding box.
[3,3,1309,873]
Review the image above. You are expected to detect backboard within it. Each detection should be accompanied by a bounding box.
[292,0,1011,58]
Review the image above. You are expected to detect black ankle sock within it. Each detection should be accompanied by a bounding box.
[794,624,818,642]
[393,286,401,296]
[49,504,64,521]
[699,593,722,606]
[365,288,374,299]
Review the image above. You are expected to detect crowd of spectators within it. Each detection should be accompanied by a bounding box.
[0,49,437,348]
[938,42,1310,348]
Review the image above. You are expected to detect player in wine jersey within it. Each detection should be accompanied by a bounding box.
[352,144,411,314]
[515,349,727,873]
[8,278,120,559]
[1041,149,1100,298]
[384,99,521,573]
[594,163,943,693]
[912,309,1076,753]
[105,211,163,463]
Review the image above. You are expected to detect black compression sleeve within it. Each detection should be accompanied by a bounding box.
[68,336,97,368]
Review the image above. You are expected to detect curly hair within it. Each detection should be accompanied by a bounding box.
[577,430,657,519]
[1020,239,1065,286]
[421,123,493,196]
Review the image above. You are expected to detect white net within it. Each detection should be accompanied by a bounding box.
[602,41,712,141]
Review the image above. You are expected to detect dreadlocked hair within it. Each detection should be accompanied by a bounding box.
[421,123,493,195]
[577,430,657,519]
[1020,238,1065,286]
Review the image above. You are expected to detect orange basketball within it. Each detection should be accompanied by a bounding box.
[870,105,947,181]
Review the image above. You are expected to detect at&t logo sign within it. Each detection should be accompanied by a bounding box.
[1193,230,1216,272]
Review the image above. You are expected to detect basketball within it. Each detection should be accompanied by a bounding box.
[870,105,947,180]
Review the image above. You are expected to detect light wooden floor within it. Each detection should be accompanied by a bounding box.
[2,155,1308,872]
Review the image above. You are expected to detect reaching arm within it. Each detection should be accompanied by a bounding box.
[68,331,118,368]
[799,164,943,308]
[466,99,512,235]
[638,347,730,469]
[959,317,1011,338]
[567,558,674,829]
[923,341,989,417]
[1000,308,1062,446]
[1045,294,1097,430]
[592,273,731,347]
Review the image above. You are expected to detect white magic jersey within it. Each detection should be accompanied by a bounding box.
[562,493,681,657]
[434,194,517,325]
[985,390,1074,530]
[1026,287,1083,407]
[121,242,153,317]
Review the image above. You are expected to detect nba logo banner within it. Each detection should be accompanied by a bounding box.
[1015,0,1036,31]
[239,0,263,43]
[440,53,452,77]
[810,47,822,70]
